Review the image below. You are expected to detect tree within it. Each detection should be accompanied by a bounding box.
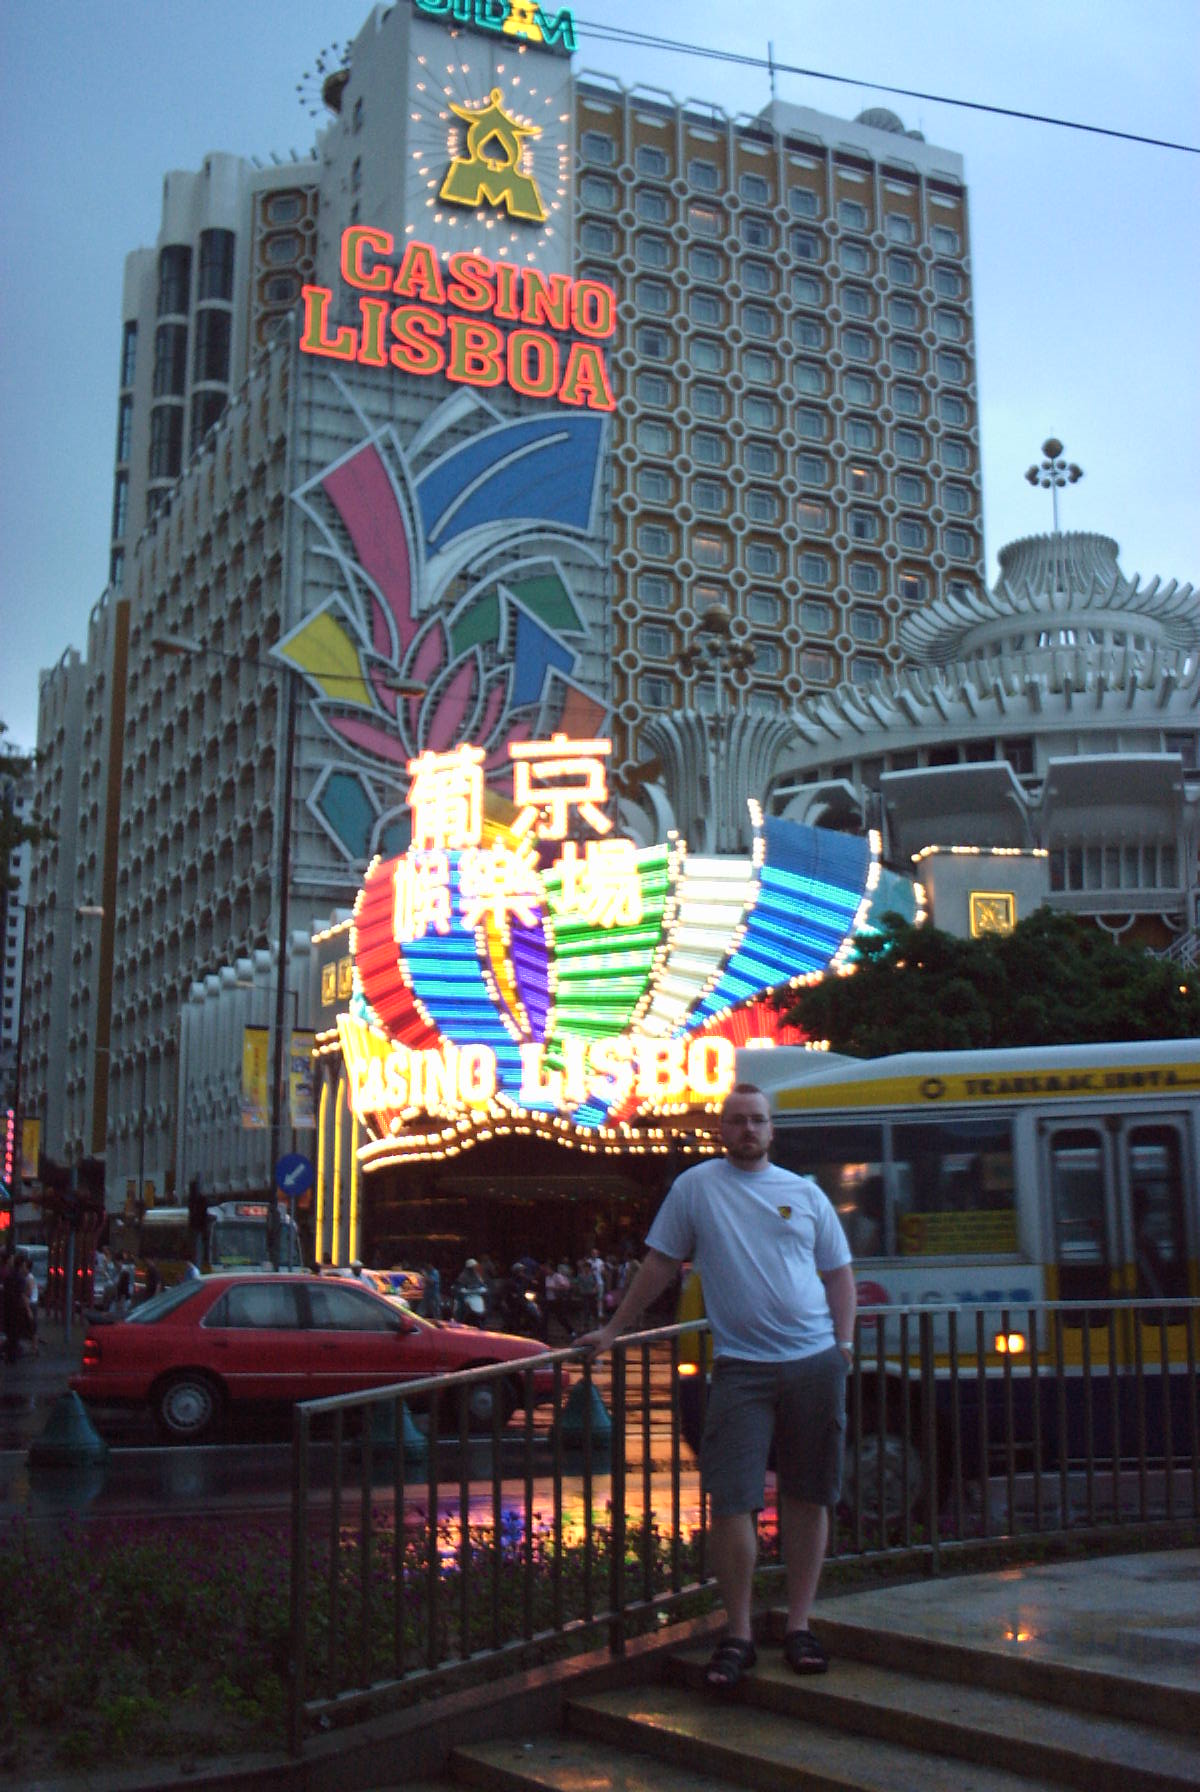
[777,908,1200,1056]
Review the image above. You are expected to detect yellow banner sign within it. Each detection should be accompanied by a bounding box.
[241,1026,269,1129]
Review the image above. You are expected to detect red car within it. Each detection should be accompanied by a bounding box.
[71,1273,560,1444]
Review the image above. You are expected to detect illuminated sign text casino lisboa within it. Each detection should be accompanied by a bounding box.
[300,231,616,412]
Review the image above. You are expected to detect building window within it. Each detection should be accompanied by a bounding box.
[743,394,777,428]
[152,323,188,397]
[850,656,884,683]
[637,466,671,502]
[743,303,773,338]
[636,234,670,268]
[797,451,828,484]
[897,517,927,549]
[637,522,671,555]
[111,470,129,540]
[637,187,670,223]
[636,143,669,176]
[945,527,974,558]
[745,487,779,522]
[740,171,770,203]
[640,674,672,706]
[891,338,921,372]
[894,428,923,461]
[889,296,920,329]
[688,157,719,191]
[895,471,925,503]
[790,227,820,261]
[156,244,191,316]
[693,531,729,568]
[844,417,877,450]
[850,606,884,641]
[636,325,670,360]
[189,388,226,452]
[948,578,975,601]
[792,315,824,349]
[637,418,671,452]
[636,279,670,314]
[749,590,780,623]
[264,273,299,304]
[746,541,780,574]
[840,240,870,273]
[266,193,302,224]
[148,404,183,480]
[692,384,725,419]
[689,203,723,237]
[693,430,727,465]
[745,440,778,474]
[889,252,918,285]
[693,477,724,513]
[849,561,881,594]
[789,185,819,217]
[265,232,300,264]
[937,349,967,382]
[692,337,724,373]
[193,308,231,383]
[115,395,133,464]
[638,623,672,656]
[886,212,916,243]
[941,438,970,471]
[800,556,831,587]
[740,214,772,248]
[581,130,616,164]
[756,642,782,672]
[743,349,776,384]
[893,384,922,416]
[801,648,834,681]
[849,508,880,542]
[120,320,138,387]
[842,285,872,318]
[690,244,721,279]
[943,482,972,515]
[843,372,874,405]
[198,229,235,302]
[690,291,723,324]
[842,328,872,360]
[742,260,773,293]
[581,173,617,207]
[935,308,966,341]
[838,197,869,229]
[635,371,669,405]
[581,220,617,254]
[932,223,961,253]
[898,572,927,603]
[638,573,671,609]
[934,263,964,297]
[795,362,825,395]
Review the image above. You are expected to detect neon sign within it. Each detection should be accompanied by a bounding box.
[300,231,615,411]
[326,735,918,1163]
[413,0,578,56]
[441,88,547,223]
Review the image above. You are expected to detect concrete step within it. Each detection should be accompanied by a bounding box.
[770,1608,1200,1740]
[558,1680,1066,1792]
[448,1730,756,1790]
[669,1644,1200,1792]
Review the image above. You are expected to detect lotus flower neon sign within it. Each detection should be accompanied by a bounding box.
[340,738,907,1162]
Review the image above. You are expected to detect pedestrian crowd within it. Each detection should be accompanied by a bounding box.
[439,1246,644,1342]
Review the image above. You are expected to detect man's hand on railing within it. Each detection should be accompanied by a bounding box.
[575,1248,681,1359]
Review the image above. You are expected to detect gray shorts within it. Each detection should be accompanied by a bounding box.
[699,1347,848,1516]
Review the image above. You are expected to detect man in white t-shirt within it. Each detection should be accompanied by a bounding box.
[581,1082,856,1693]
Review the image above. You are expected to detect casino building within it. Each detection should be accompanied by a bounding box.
[23,0,989,1247]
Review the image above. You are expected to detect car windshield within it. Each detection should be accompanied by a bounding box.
[126,1281,209,1324]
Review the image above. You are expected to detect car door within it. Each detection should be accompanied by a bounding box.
[200,1280,309,1401]
[303,1281,417,1395]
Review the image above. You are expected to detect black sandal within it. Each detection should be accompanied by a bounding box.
[783,1628,828,1674]
[704,1636,757,1693]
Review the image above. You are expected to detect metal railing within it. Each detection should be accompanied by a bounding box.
[285,1297,1200,1754]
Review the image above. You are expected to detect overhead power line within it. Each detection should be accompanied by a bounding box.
[573,18,1200,157]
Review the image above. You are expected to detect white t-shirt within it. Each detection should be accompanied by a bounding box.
[646,1156,851,1362]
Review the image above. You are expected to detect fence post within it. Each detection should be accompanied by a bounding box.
[919,1310,939,1574]
[608,1342,627,1656]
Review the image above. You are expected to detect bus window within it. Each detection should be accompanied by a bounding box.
[891,1119,1016,1256]
[1048,1127,1111,1305]
[772,1124,885,1258]
[1127,1125,1189,1302]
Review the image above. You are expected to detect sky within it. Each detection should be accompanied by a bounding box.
[1,0,1197,751]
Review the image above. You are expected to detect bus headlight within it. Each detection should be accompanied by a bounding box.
[994,1331,1027,1356]
[676,1362,699,1377]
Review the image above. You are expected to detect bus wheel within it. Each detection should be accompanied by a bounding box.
[842,1428,923,1527]
[154,1370,225,1444]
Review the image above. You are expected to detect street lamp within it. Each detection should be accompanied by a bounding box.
[1024,437,1083,534]
[151,635,423,1238]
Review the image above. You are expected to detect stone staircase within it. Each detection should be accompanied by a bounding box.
[400,1604,1200,1792]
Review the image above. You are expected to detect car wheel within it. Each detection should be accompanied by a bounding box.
[154,1371,225,1444]
[842,1428,924,1528]
[464,1372,518,1431]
